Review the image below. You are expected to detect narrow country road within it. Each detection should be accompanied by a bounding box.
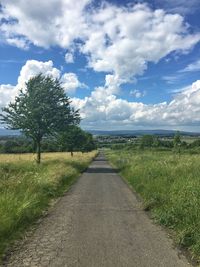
[4,153,191,267]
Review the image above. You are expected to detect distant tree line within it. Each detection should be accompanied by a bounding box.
[110,132,200,152]
[0,127,96,155]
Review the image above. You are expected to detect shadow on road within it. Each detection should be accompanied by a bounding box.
[86,167,117,173]
[93,158,106,162]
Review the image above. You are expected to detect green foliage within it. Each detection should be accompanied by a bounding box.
[140,135,154,148]
[57,126,96,154]
[140,135,174,149]
[107,149,200,260]
[189,138,200,148]
[82,132,96,152]
[1,74,80,163]
[0,138,33,153]
[173,131,181,147]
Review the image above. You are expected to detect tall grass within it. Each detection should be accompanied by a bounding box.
[107,149,200,261]
[0,151,97,259]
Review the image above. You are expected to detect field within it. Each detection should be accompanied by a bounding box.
[0,151,97,259]
[106,148,200,261]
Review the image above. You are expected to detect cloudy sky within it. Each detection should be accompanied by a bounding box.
[0,0,200,131]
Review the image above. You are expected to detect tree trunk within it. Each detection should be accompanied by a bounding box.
[36,139,41,164]
[71,150,73,157]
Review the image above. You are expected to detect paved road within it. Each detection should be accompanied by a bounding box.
[4,153,191,267]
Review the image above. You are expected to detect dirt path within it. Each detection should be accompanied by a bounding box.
[4,153,191,267]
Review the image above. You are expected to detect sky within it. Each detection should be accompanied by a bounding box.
[0,0,200,131]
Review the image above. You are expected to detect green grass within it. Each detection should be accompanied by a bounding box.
[0,151,97,260]
[106,148,200,261]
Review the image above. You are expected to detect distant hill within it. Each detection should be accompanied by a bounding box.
[1,127,200,137]
[88,129,200,137]
[0,128,20,136]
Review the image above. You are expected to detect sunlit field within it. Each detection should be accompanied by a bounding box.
[107,149,200,261]
[0,151,97,260]
[0,151,91,162]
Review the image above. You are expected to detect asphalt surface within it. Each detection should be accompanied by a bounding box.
[4,153,191,267]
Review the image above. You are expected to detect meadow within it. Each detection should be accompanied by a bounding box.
[107,148,200,261]
[0,151,97,259]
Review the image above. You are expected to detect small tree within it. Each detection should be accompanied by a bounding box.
[58,127,96,155]
[1,74,80,163]
[173,131,181,147]
[81,132,96,152]
[140,135,154,148]
[173,131,181,156]
[58,126,86,156]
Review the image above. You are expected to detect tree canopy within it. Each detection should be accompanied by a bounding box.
[58,125,96,156]
[1,74,80,163]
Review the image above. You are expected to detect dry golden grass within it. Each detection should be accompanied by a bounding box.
[0,151,95,163]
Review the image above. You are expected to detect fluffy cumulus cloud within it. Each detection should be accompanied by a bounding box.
[17,60,60,90]
[1,60,200,129]
[83,3,200,87]
[1,1,200,89]
[72,80,200,129]
[61,73,87,94]
[0,60,85,108]
[0,84,17,108]
[0,0,90,48]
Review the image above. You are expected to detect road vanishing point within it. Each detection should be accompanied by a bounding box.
[4,153,191,267]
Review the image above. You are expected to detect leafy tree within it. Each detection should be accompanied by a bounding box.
[173,131,181,147]
[189,138,200,148]
[58,126,86,156]
[173,131,182,156]
[81,132,96,152]
[152,136,160,147]
[140,135,154,148]
[58,126,96,155]
[1,74,80,163]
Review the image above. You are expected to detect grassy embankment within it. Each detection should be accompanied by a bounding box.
[107,149,200,261]
[0,151,97,259]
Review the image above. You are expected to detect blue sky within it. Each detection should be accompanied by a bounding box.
[0,0,200,131]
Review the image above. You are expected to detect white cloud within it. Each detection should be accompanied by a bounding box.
[61,73,87,94]
[130,89,146,98]
[6,37,29,49]
[17,60,61,90]
[0,84,17,108]
[65,52,74,63]
[83,3,200,85]
[0,0,90,48]
[72,80,200,129]
[179,59,200,72]
[2,62,200,130]
[1,1,200,90]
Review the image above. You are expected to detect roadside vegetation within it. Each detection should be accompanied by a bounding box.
[0,151,97,260]
[106,134,200,261]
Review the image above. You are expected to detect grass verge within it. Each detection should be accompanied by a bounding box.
[0,151,97,260]
[106,149,200,262]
